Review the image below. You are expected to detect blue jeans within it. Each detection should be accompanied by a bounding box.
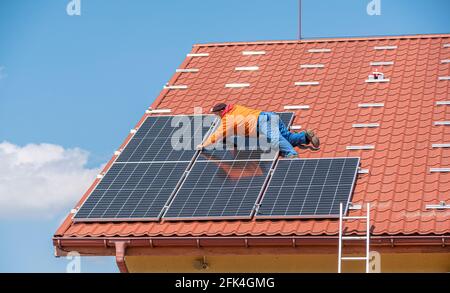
[257,112,307,157]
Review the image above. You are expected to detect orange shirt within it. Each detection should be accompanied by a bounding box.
[203,105,262,147]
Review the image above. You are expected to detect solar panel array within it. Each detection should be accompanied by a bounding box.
[255,158,360,219]
[74,112,360,222]
[74,115,215,221]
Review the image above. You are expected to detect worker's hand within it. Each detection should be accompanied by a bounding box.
[196,144,204,150]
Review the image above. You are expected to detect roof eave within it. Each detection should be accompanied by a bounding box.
[53,235,450,257]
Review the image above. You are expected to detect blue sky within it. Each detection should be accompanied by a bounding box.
[0,0,448,273]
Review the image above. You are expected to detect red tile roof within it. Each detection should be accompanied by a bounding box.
[56,34,450,238]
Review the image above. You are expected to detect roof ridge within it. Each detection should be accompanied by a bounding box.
[193,33,450,48]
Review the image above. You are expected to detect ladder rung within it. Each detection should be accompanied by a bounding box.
[341,257,367,261]
[342,236,367,240]
[342,216,367,220]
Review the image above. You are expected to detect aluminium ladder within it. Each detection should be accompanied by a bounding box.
[338,202,370,273]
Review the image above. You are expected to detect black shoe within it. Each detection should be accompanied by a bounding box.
[305,130,320,148]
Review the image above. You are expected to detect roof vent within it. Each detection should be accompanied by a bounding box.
[374,45,397,50]
[346,145,375,150]
[366,69,389,83]
[187,53,209,57]
[176,68,199,73]
[426,201,450,210]
[163,85,188,90]
[370,61,394,66]
[358,103,384,108]
[225,83,250,88]
[242,51,266,56]
[352,123,380,128]
[300,64,325,69]
[434,121,450,126]
[308,48,331,53]
[283,105,310,110]
[295,81,320,86]
[235,66,259,71]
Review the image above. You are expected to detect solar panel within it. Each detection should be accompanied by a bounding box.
[255,158,360,219]
[197,112,294,161]
[117,115,215,162]
[73,115,215,222]
[163,160,273,220]
[74,162,189,221]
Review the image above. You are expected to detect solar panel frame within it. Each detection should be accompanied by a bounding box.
[73,114,217,222]
[254,157,360,220]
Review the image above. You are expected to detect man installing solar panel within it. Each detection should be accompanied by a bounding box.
[196,103,320,158]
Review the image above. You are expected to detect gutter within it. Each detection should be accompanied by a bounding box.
[54,235,449,252]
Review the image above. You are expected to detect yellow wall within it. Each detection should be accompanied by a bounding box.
[125,252,450,273]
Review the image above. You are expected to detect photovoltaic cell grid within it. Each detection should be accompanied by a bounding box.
[74,115,215,221]
[74,162,188,220]
[197,112,294,161]
[163,160,273,220]
[256,158,360,219]
[117,115,215,162]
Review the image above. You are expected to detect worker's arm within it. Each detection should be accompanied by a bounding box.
[201,118,233,148]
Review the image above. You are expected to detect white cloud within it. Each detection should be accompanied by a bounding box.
[0,141,103,218]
